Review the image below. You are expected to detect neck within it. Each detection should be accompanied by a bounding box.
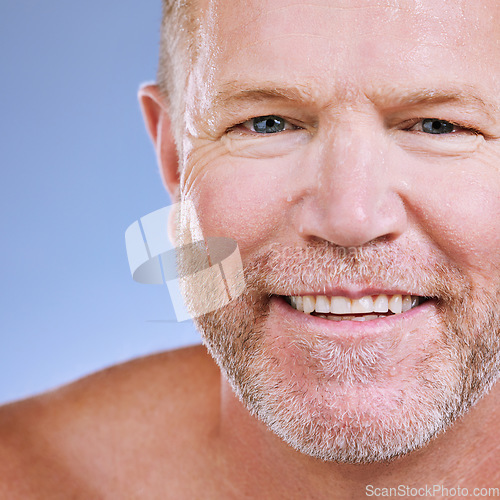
[217,379,500,499]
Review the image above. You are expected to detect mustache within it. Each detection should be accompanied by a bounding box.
[243,239,470,302]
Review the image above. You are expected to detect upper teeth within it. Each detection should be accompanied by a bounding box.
[289,294,419,315]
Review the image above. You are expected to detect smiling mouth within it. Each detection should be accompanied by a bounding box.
[284,294,430,321]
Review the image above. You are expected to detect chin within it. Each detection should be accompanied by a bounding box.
[233,326,465,464]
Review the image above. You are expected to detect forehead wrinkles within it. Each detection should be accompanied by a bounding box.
[191,0,500,64]
[197,0,475,49]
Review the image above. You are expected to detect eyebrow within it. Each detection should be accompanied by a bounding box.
[370,87,491,113]
[213,82,317,110]
[213,81,497,117]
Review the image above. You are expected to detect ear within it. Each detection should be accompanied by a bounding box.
[138,84,180,202]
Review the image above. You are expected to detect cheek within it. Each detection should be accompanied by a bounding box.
[413,164,500,282]
[190,158,290,253]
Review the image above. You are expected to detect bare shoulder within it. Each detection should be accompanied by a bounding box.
[0,345,221,498]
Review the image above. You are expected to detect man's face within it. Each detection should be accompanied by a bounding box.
[176,0,500,462]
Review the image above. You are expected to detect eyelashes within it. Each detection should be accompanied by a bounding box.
[227,115,481,137]
[403,118,480,136]
[228,115,302,135]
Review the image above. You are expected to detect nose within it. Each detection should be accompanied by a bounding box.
[296,122,408,247]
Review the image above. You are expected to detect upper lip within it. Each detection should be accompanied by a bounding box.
[277,288,428,299]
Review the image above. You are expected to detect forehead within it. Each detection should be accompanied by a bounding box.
[187,0,500,115]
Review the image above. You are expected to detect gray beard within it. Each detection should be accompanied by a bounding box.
[187,240,500,463]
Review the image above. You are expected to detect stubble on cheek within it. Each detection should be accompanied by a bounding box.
[439,284,500,409]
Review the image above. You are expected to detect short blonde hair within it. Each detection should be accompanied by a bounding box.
[157,0,199,127]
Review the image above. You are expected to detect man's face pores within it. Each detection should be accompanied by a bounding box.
[175,0,500,463]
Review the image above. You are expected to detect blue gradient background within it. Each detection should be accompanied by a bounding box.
[0,0,201,404]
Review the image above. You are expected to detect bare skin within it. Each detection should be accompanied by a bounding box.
[1,0,500,498]
[0,346,498,498]
[0,347,221,499]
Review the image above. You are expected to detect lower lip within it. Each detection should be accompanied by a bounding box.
[271,295,436,339]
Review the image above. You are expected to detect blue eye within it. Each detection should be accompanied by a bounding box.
[252,115,287,134]
[421,119,455,134]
